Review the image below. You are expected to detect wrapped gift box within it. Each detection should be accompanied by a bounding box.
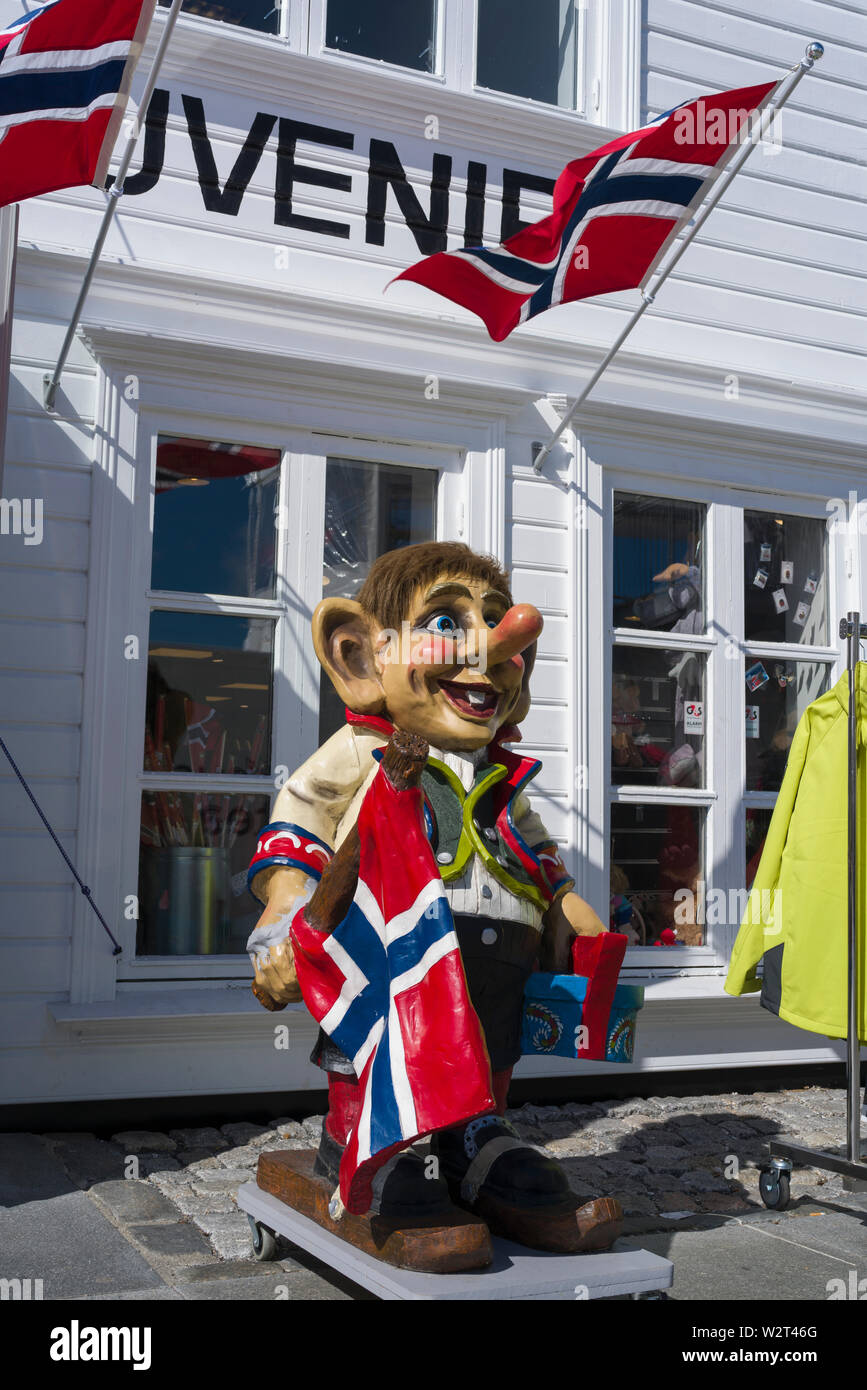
[521,973,644,1062]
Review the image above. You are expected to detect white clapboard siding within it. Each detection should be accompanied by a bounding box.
[1,467,91,521]
[2,672,82,726]
[0,727,80,779]
[0,887,74,940]
[0,619,85,673]
[0,568,87,623]
[3,414,95,472]
[0,939,71,994]
[509,565,571,616]
[0,777,79,831]
[0,832,77,886]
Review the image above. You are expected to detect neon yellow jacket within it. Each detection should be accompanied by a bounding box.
[725,666,866,1043]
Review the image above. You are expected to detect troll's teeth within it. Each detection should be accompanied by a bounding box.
[466,690,488,707]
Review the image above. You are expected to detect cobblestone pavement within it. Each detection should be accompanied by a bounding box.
[4,1084,866,1300]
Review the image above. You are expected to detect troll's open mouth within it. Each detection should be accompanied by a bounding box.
[438,680,500,720]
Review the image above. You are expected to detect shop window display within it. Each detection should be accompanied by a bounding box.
[743,510,827,646]
[319,458,437,742]
[136,437,280,958]
[610,803,705,947]
[744,659,830,792]
[613,493,705,634]
[612,645,706,790]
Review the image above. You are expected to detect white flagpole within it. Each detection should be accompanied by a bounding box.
[43,0,184,412]
[0,203,18,488]
[531,40,825,473]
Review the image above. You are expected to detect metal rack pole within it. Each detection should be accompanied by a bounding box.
[761,614,866,1205]
[845,612,862,1162]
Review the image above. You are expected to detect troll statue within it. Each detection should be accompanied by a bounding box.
[246,542,622,1263]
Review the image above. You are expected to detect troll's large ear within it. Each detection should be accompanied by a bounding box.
[312,597,386,716]
[511,639,537,726]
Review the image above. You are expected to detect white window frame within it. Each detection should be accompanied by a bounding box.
[602,470,841,974]
[120,428,463,983]
[68,337,526,1002]
[293,0,639,128]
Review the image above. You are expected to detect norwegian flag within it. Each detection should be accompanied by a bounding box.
[290,757,496,1215]
[391,81,780,341]
[0,0,157,209]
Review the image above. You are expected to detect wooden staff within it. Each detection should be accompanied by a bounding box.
[304,729,429,935]
[251,730,429,1011]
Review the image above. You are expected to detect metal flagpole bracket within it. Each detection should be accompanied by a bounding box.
[531,40,825,475]
[43,0,184,413]
[839,617,867,641]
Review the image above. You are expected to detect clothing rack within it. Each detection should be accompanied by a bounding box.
[760,611,867,1207]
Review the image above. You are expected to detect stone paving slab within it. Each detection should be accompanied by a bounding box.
[618,1208,865,1301]
[0,1133,75,1205]
[0,1191,164,1299]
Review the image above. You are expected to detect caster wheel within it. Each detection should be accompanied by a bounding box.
[759,1169,790,1211]
[247,1214,277,1261]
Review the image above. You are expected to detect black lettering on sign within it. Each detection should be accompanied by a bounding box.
[182,95,277,216]
[107,87,169,196]
[366,140,452,255]
[501,168,555,242]
[275,119,354,237]
[463,160,487,248]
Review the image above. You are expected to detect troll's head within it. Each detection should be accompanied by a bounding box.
[312,541,543,751]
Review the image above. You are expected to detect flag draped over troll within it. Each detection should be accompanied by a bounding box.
[290,758,495,1215]
[0,0,158,209]
[390,81,780,341]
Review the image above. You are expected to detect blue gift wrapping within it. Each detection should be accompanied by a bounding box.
[521,973,644,1062]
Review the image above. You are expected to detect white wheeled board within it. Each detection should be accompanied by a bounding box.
[237,1181,674,1301]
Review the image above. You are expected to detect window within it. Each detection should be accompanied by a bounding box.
[136,436,281,957]
[324,0,438,73]
[476,0,580,109]
[319,456,437,742]
[607,488,837,962]
[160,0,634,128]
[610,493,708,949]
[159,0,281,33]
[742,508,832,865]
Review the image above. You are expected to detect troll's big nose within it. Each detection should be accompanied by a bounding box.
[485,604,544,669]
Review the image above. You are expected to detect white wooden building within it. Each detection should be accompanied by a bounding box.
[1,0,865,1109]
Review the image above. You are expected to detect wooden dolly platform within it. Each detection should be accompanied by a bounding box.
[236,1180,673,1301]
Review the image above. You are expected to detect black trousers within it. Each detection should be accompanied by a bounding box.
[311,914,540,1077]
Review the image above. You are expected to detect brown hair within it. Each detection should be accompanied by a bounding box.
[357,542,512,631]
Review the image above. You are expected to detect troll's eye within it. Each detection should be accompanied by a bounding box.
[424,612,460,635]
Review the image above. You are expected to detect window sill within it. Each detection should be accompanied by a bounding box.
[50,988,315,1043]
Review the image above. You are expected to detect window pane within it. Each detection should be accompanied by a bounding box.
[611,803,705,947]
[477,0,578,107]
[612,646,706,788]
[319,458,437,740]
[744,510,827,645]
[158,0,280,33]
[746,807,773,888]
[145,611,274,775]
[613,493,705,633]
[745,659,831,792]
[138,792,270,955]
[326,0,437,72]
[152,437,280,598]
